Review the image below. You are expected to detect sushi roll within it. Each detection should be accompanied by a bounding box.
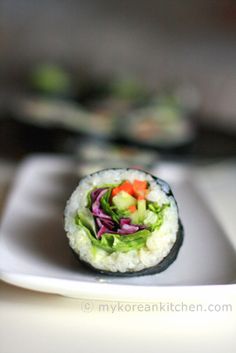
[64,168,184,276]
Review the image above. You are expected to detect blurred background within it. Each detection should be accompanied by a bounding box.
[0,0,236,177]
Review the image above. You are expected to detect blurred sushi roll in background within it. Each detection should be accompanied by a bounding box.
[74,139,159,176]
[6,63,198,158]
[119,95,196,150]
[64,168,184,276]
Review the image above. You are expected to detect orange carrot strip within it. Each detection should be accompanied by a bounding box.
[111,186,121,197]
[133,180,147,191]
[119,181,134,195]
[128,205,137,213]
[137,194,145,200]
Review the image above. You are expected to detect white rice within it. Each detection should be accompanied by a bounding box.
[64,169,179,273]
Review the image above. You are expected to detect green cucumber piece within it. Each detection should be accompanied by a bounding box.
[137,199,146,222]
[112,191,137,211]
[130,210,140,224]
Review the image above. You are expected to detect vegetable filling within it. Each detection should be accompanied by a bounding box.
[75,179,169,253]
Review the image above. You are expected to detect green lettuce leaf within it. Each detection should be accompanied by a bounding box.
[77,208,96,236]
[145,202,170,231]
[100,188,119,223]
[75,215,151,253]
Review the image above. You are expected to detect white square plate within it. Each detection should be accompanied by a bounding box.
[0,156,235,300]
